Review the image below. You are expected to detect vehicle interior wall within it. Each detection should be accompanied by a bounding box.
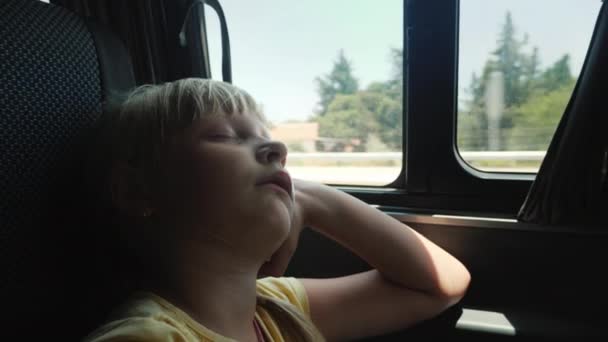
[288,218,608,339]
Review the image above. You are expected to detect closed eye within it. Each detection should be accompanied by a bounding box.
[208,134,234,140]
[205,134,243,143]
[204,131,266,144]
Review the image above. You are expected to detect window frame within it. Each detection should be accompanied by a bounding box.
[343,0,534,216]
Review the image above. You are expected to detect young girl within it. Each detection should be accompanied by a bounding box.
[83,78,470,342]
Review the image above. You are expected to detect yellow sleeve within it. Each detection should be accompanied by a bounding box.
[256,277,310,317]
[83,317,190,342]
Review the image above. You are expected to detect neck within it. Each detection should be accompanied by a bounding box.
[144,238,265,342]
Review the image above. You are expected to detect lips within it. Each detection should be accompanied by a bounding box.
[257,170,292,198]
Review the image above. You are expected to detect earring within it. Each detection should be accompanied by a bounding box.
[142,208,153,218]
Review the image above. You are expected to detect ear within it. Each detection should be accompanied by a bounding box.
[110,162,154,218]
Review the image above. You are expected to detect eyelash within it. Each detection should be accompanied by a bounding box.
[206,132,269,143]
[208,134,241,142]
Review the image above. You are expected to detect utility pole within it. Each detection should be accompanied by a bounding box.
[485,71,505,151]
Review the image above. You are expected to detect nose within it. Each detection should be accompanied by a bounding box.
[256,140,288,167]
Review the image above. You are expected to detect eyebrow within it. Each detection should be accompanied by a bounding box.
[219,114,270,140]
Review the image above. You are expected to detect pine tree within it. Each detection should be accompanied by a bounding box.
[459,12,533,150]
[539,54,573,92]
[315,50,359,115]
[492,12,527,108]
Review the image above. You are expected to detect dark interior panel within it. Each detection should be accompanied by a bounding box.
[288,212,608,339]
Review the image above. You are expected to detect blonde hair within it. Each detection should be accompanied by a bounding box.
[87,78,324,342]
[102,77,265,170]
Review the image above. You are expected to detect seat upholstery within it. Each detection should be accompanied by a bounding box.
[0,0,134,337]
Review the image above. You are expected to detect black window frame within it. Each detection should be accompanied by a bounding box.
[343,0,533,216]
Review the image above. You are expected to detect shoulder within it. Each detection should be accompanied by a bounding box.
[82,294,197,342]
[256,276,310,316]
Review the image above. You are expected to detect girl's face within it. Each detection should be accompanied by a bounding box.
[154,112,293,259]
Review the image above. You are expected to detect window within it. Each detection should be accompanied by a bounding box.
[457,0,600,173]
[205,0,403,186]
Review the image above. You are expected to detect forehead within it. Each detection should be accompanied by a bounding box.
[191,112,270,136]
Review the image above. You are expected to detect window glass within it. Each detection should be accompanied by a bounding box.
[457,0,600,172]
[205,0,403,185]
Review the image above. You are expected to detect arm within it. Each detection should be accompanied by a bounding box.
[295,180,471,341]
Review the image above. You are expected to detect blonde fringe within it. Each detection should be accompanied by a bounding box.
[106,78,265,167]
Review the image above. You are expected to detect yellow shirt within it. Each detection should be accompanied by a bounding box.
[83,277,312,342]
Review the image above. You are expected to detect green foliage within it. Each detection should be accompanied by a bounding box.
[315,50,359,115]
[505,80,575,150]
[459,12,575,151]
[317,94,374,150]
[390,48,403,80]
[314,49,403,151]
[311,13,576,153]
[538,55,573,92]
[360,90,402,150]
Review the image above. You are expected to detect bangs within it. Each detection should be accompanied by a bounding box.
[107,78,266,167]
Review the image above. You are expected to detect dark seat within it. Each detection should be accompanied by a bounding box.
[0,0,134,338]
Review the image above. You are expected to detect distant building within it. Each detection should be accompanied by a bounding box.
[270,122,319,152]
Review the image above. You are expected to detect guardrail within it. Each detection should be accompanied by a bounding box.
[288,151,546,162]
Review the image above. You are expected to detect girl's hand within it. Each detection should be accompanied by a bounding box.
[257,179,318,278]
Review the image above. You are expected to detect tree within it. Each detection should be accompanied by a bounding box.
[362,48,403,150]
[368,48,403,102]
[318,89,402,151]
[387,48,403,100]
[522,46,541,93]
[493,12,529,108]
[363,84,402,150]
[458,71,487,150]
[317,94,374,151]
[506,80,575,150]
[458,12,575,151]
[505,53,575,151]
[315,50,359,115]
[314,48,404,151]
[459,65,494,150]
[538,55,573,93]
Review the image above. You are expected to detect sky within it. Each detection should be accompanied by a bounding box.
[206,0,601,124]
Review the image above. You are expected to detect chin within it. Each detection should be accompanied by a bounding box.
[265,211,292,235]
[253,205,292,238]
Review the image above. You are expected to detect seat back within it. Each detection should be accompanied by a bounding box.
[0,0,134,337]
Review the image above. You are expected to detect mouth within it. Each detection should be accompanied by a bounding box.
[257,170,293,198]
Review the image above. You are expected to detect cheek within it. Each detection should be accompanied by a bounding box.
[158,150,293,249]
[194,151,251,193]
[172,149,254,215]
